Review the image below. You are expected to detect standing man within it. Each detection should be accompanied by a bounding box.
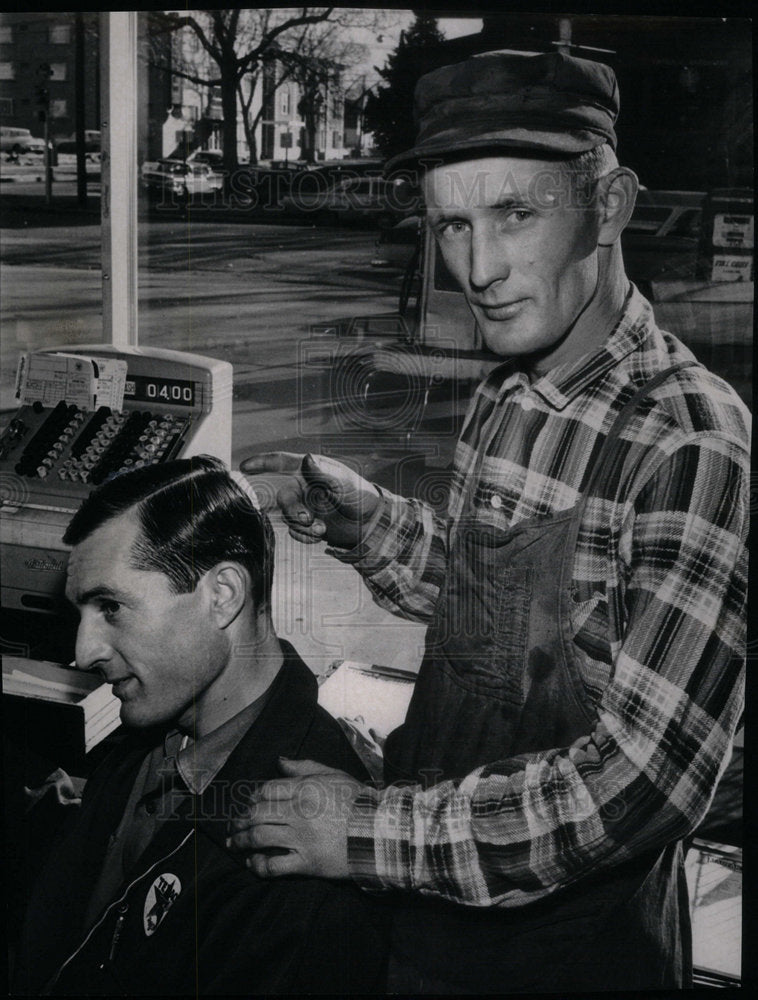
[13,456,389,996]
[234,51,749,992]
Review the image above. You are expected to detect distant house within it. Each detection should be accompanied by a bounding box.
[155,19,349,165]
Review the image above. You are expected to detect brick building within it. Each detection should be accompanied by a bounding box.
[0,12,99,145]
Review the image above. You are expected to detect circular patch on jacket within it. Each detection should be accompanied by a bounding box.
[143,873,182,936]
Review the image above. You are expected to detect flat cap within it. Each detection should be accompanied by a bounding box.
[386,50,619,172]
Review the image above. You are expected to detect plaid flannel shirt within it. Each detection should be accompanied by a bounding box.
[335,285,749,907]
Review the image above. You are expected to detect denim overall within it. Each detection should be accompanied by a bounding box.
[383,365,695,994]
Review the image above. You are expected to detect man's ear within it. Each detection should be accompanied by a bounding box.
[204,562,248,630]
[596,167,638,246]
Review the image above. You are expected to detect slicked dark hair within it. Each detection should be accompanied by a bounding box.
[63,455,275,610]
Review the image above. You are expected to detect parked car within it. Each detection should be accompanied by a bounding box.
[140,158,224,201]
[226,164,297,210]
[373,214,423,269]
[301,157,384,187]
[1,126,47,156]
[281,175,420,226]
[53,139,101,177]
[621,189,705,283]
[187,149,225,170]
[62,129,101,145]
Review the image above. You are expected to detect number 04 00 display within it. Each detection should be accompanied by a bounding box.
[147,382,193,402]
[125,375,195,407]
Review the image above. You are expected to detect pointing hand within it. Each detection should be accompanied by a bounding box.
[240,452,381,548]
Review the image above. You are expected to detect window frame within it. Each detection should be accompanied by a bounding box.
[100,11,138,348]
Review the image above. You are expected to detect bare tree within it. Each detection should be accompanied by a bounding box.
[146,8,335,170]
[145,8,399,168]
[278,8,401,162]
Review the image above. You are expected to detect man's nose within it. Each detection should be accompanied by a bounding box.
[75,614,111,673]
[469,225,510,291]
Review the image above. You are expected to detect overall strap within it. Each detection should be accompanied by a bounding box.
[565,360,699,564]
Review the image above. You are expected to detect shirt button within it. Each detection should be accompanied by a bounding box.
[521,395,535,411]
[490,494,503,510]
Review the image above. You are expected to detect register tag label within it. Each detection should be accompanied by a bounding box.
[16,352,93,408]
[15,353,128,410]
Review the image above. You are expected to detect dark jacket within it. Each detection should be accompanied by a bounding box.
[13,642,389,996]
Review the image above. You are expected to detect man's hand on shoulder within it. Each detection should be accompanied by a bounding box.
[226,757,365,879]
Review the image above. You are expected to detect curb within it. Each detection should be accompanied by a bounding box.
[0,174,48,184]
[1,173,102,184]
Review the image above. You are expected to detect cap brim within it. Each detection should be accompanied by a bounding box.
[385,127,611,175]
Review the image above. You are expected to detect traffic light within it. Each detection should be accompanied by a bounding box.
[35,63,53,111]
[35,84,49,122]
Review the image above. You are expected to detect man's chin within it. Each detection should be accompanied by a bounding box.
[119,702,161,729]
[480,327,537,359]
[120,704,142,728]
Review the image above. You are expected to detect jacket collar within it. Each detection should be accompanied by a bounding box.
[173,640,319,854]
[209,638,319,786]
[172,683,272,795]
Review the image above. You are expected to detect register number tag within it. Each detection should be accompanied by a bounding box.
[15,353,127,411]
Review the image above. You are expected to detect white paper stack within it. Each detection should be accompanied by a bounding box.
[2,656,121,755]
[318,659,416,741]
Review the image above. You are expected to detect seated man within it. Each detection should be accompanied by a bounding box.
[13,455,389,996]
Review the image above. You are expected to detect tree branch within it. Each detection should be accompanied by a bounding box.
[147,11,220,64]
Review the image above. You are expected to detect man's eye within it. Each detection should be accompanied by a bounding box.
[505,209,533,225]
[100,600,121,620]
[438,220,469,239]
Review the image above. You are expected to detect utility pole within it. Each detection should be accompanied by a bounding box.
[36,63,54,206]
[356,74,365,155]
[75,12,87,207]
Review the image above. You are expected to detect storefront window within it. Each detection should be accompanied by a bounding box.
[0,11,102,410]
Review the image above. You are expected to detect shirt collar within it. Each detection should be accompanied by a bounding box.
[167,683,275,795]
[523,284,656,411]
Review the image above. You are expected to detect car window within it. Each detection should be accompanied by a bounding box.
[669,208,702,237]
[627,206,674,233]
